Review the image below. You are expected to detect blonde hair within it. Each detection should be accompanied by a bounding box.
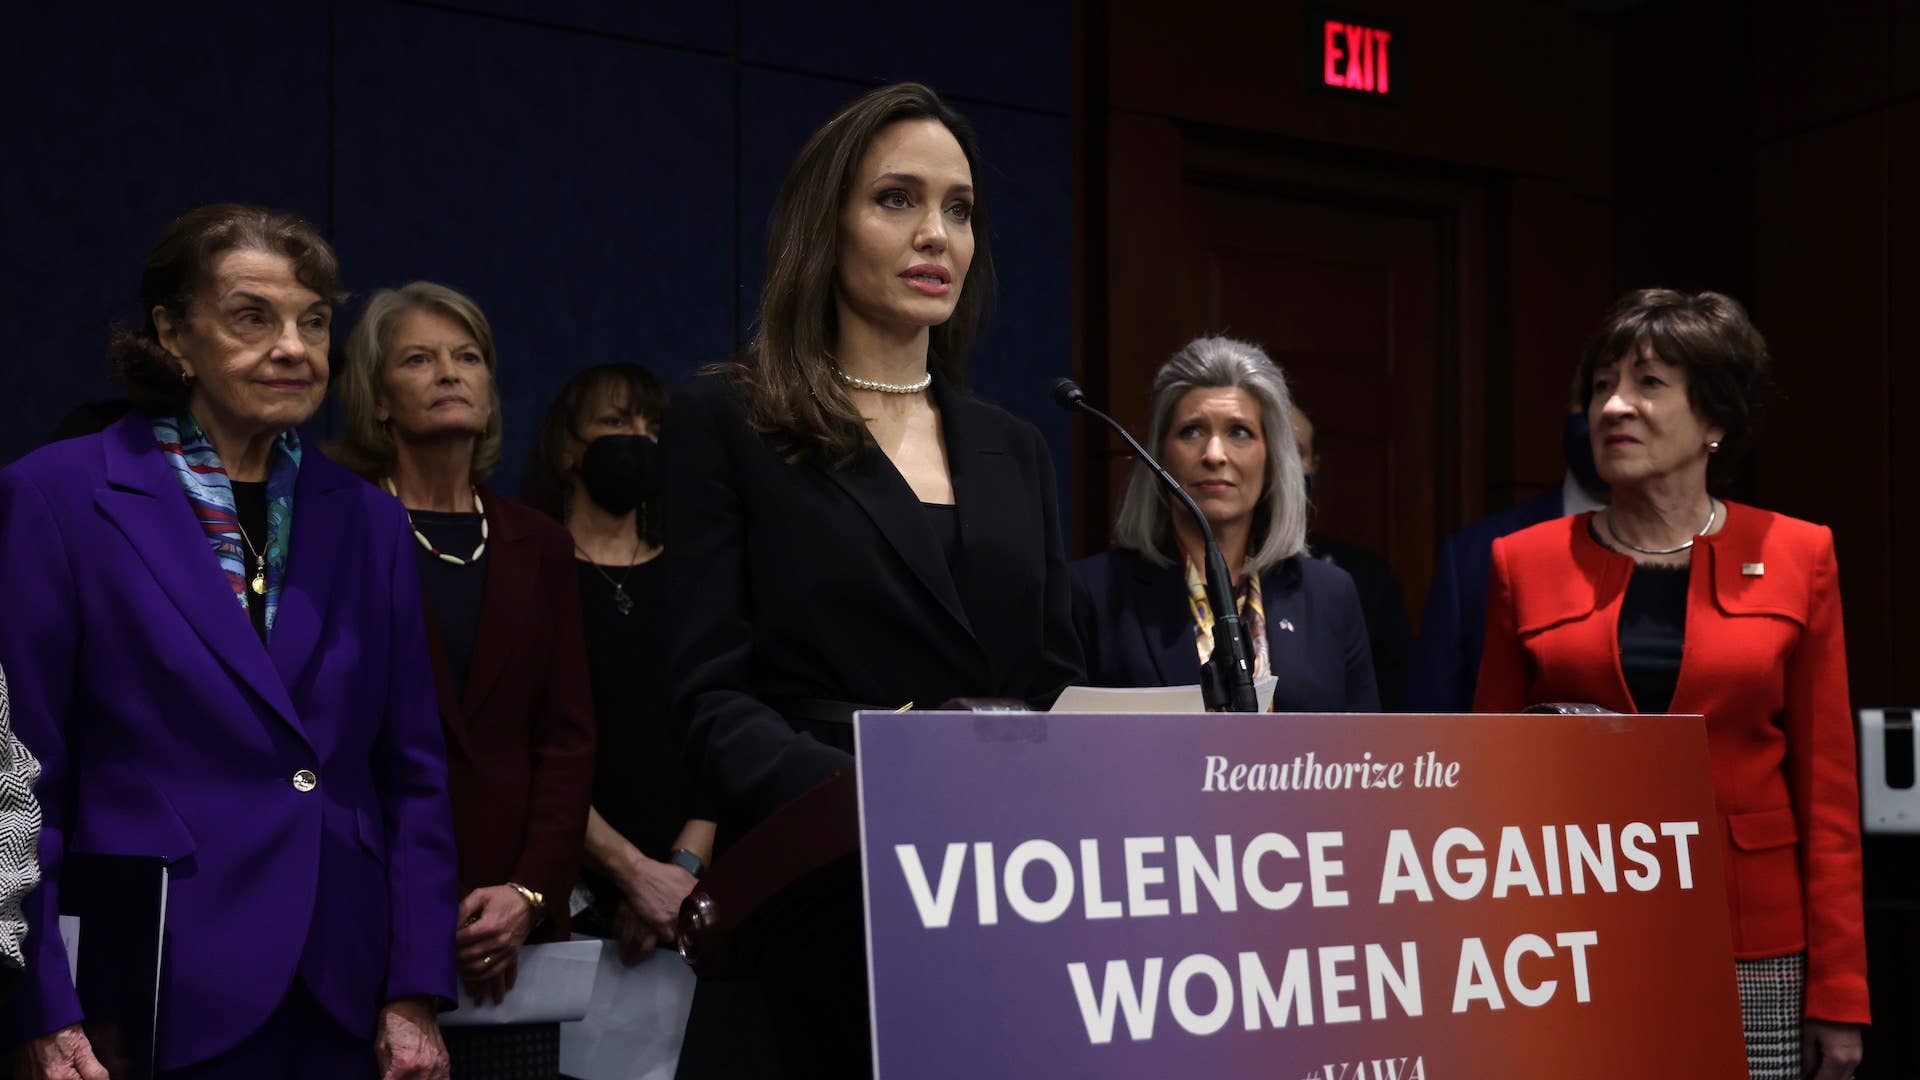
[332,281,504,480]
[1112,336,1309,576]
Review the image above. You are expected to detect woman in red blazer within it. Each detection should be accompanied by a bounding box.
[1474,290,1865,1080]
[335,282,596,1077]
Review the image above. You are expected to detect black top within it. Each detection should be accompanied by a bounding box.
[921,501,960,569]
[1618,564,1689,714]
[409,510,487,697]
[230,480,269,642]
[576,556,680,862]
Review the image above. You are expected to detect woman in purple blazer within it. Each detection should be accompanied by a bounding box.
[0,205,458,1079]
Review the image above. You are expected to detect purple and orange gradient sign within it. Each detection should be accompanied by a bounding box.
[854,711,1745,1079]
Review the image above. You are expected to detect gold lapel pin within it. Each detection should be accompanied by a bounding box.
[1741,562,1765,577]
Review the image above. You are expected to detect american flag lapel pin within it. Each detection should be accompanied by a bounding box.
[1741,562,1765,577]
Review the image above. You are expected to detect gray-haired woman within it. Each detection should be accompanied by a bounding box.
[1069,336,1379,710]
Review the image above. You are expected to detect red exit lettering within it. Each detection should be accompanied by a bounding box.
[1323,20,1392,94]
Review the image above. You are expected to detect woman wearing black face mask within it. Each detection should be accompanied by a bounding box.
[523,364,713,968]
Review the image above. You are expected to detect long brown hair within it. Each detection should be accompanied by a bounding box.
[734,82,995,463]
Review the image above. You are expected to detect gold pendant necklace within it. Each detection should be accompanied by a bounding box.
[236,524,268,595]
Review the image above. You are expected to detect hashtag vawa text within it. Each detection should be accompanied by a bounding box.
[892,817,1702,1045]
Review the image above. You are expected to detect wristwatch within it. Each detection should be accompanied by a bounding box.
[668,848,706,879]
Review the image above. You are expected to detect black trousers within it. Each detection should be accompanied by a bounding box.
[674,859,870,1080]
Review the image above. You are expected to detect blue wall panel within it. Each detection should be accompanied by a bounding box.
[332,0,736,495]
[739,0,1071,113]
[419,0,734,52]
[0,4,329,466]
[2,2,1074,515]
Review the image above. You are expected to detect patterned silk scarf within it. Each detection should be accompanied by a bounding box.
[1184,558,1273,681]
[152,413,302,636]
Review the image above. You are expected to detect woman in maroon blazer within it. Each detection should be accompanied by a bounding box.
[335,282,595,1076]
[1474,290,1865,1080]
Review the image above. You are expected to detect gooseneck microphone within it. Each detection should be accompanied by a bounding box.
[1052,378,1260,712]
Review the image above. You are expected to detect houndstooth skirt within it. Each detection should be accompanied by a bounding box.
[443,1021,561,1079]
[1736,952,1805,1080]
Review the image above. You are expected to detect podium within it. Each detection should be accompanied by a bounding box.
[686,710,1749,1079]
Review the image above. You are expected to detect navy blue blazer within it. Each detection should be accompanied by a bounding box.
[1403,488,1565,712]
[1070,548,1379,711]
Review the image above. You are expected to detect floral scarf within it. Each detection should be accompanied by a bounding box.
[1184,558,1273,683]
[152,413,301,637]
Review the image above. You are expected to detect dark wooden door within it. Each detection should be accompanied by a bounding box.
[1091,114,1483,627]
[1186,184,1440,618]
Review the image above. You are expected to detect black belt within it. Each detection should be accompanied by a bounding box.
[778,697,909,753]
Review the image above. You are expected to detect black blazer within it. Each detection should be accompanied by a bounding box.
[663,372,1083,838]
[1070,547,1380,711]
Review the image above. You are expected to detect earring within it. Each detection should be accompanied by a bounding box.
[1707,440,1721,453]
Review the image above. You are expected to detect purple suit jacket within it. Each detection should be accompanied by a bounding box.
[0,414,458,1068]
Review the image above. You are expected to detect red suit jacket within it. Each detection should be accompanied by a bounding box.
[1473,503,1867,1023]
[421,488,595,939]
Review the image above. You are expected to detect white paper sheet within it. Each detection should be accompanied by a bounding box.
[558,941,697,1080]
[440,938,605,1026]
[1050,676,1278,714]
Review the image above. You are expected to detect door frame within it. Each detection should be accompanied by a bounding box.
[1080,112,1494,564]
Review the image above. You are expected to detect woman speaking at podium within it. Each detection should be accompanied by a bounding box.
[662,82,1082,1077]
[1474,290,1867,1080]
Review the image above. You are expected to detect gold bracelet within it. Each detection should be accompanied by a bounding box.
[507,881,544,915]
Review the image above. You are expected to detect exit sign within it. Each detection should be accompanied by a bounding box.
[1308,8,1404,103]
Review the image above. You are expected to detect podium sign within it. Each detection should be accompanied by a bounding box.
[855,711,1745,1079]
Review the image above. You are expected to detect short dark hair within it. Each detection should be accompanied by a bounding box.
[732,82,994,463]
[521,363,669,544]
[1577,288,1773,469]
[109,204,341,416]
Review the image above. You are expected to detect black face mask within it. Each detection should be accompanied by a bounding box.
[1564,411,1609,499]
[578,434,658,516]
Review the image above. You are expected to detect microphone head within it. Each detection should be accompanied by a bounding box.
[1051,378,1086,409]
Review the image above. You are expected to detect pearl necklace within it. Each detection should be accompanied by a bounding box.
[835,367,931,394]
[384,476,490,566]
[1602,499,1718,556]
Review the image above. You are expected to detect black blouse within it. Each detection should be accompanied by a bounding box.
[921,501,960,569]
[577,557,680,860]
[230,480,269,642]
[1618,564,1689,714]
[409,510,487,698]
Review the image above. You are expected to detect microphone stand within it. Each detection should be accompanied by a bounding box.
[1053,379,1260,712]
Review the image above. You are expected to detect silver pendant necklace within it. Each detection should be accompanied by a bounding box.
[577,539,643,615]
[1603,499,1719,556]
